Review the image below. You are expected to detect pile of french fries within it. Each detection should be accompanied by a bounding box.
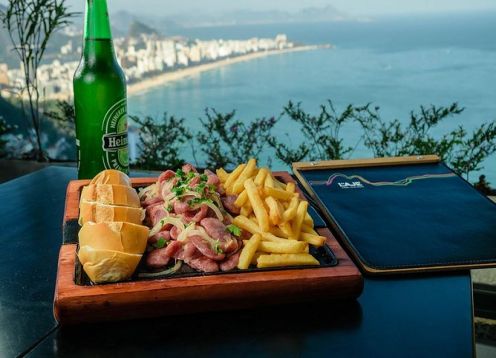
[216,158,327,269]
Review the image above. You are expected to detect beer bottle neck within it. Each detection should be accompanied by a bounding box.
[83,0,112,40]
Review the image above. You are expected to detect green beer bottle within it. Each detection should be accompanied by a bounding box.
[74,0,129,179]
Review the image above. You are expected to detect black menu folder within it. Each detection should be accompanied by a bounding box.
[293,155,496,274]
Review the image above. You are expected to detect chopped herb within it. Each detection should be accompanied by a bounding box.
[207,184,217,193]
[175,169,185,178]
[226,224,241,237]
[153,237,168,249]
[166,204,173,211]
[212,240,224,254]
[194,183,206,193]
[200,174,208,182]
[186,171,196,180]
[172,186,185,196]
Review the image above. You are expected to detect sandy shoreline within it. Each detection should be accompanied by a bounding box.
[127,44,330,96]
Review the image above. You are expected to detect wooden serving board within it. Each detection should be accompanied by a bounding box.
[53,172,363,324]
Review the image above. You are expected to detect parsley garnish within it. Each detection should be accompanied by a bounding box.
[199,174,208,182]
[172,186,185,196]
[175,169,185,178]
[226,224,241,237]
[194,183,206,193]
[166,204,173,211]
[212,240,224,254]
[153,237,168,249]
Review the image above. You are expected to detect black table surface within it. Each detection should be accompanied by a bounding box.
[0,167,474,357]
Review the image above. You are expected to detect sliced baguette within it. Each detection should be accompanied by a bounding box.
[78,245,142,283]
[80,184,140,208]
[90,169,131,186]
[79,221,149,255]
[79,201,145,226]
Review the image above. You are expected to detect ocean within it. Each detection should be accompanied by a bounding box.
[128,11,496,183]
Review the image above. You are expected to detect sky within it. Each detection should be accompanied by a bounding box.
[61,0,496,16]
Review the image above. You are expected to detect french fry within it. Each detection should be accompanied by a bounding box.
[302,224,318,235]
[278,221,293,238]
[224,164,246,193]
[274,178,287,190]
[300,232,326,247]
[264,174,274,188]
[216,168,228,183]
[244,178,270,232]
[240,206,252,217]
[254,168,268,186]
[286,182,296,193]
[261,232,289,243]
[238,233,262,269]
[304,212,314,227]
[251,252,263,265]
[264,187,294,201]
[258,240,308,254]
[233,215,260,235]
[234,190,248,208]
[282,196,299,222]
[265,196,282,225]
[290,201,308,240]
[270,226,289,238]
[256,253,319,268]
[232,158,257,194]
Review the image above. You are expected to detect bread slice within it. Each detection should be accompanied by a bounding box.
[78,245,142,283]
[90,169,131,186]
[80,184,140,208]
[79,221,149,255]
[79,201,145,226]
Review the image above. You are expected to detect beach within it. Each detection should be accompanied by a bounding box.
[127,44,330,96]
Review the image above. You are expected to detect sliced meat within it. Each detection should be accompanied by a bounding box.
[173,200,190,215]
[170,225,181,240]
[205,170,220,186]
[200,217,231,241]
[189,235,226,261]
[183,204,208,223]
[141,196,163,208]
[146,248,170,268]
[158,170,175,183]
[220,251,240,271]
[220,238,239,254]
[146,204,167,226]
[148,230,170,244]
[146,240,183,269]
[174,242,197,261]
[182,163,197,173]
[159,177,178,198]
[221,195,240,215]
[188,175,201,187]
[187,254,219,273]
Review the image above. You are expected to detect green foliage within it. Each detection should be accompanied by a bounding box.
[268,100,374,165]
[0,0,76,160]
[196,108,277,169]
[0,116,15,158]
[357,102,496,179]
[131,113,192,171]
[44,100,75,138]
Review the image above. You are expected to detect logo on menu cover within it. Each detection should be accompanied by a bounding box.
[337,181,364,189]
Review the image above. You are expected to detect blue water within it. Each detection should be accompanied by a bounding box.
[129,12,496,183]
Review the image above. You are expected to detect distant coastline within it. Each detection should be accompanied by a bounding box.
[128,44,331,96]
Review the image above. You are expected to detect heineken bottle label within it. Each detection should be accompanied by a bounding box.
[101,98,129,172]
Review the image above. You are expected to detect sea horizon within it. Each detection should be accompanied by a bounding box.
[128,12,496,182]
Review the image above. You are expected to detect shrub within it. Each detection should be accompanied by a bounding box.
[196,108,277,170]
[268,100,376,165]
[131,113,192,170]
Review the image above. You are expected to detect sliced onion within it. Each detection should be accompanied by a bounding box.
[138,183,157,199]
[204,201,224,221]
[177,222,197,242]
[138,260,183,278]
[189,227,219,248]
[149,215,185,237]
